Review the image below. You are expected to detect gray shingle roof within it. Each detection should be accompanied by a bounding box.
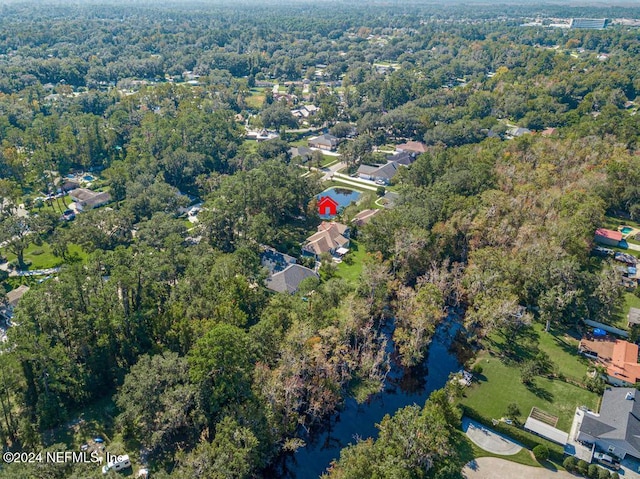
[579,387,640,458]
[266,264,318,294]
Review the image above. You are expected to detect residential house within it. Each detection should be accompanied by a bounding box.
[59,179,80,193]
[577,387,640,461]
[292,104,319,119]
[0,285,30,322]
[351,209,380,227]
[289,146,313,162]
[386,151,417,166]
[507,127,532,138]
[302,221,350,259]
[69,188,111,212]
[395,141,427,154]
[265,264,319,294]
[357,161,400,184]
[308,134,339,151]
[579,336,640,386]
[260,247,297,275]
[246,129,279,142]
[595,228,623,247]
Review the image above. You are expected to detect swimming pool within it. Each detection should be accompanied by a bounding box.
[83,175,95,182]
[621,226,634,234]
[317,187,361,217]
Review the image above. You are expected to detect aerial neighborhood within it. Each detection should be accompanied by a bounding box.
[2,2,640,479]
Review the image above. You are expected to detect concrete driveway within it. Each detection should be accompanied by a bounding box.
[463,457,576,479]
[462,417,522,455]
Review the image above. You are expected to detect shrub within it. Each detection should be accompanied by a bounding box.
[587,464,599,479]
[577,459,589,474]
[471,364,483,374]
[563,456,576,471]
[533,444,549,462]
[598,467,611,479]
[611,472,620,479]
[506,402,520,420]
[376,186,386,196]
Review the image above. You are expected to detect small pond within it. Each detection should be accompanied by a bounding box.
[317,187,361,218]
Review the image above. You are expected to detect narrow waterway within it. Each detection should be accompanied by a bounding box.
[282,316,462,478]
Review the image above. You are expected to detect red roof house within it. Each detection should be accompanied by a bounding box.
[595,228,623,247]
[318,196,339,216]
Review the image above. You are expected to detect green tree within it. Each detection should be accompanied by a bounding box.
[532,444,549,462]
[115,352,203,455]
[188,324,254,420]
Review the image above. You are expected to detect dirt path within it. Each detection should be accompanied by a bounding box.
[463,457,576,479]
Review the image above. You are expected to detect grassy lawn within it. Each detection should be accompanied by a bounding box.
[461,353,599,431]
[532,323,589,382]
[2,241,87,270]
[624,291,640,316]
[604,291,640,330]
[335,240,367,284]
[320,155,337,167]
[33,196,73,215]
[245,88,265,109]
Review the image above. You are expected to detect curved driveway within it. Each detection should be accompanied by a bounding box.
[462,417,522,455]
[463,457,576,479]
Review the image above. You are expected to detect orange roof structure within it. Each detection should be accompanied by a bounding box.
[580,336,640,384]
[609,340,640,384]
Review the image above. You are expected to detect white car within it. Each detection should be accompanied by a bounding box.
[375,179,386,185]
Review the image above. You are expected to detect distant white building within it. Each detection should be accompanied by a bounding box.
[570,18,607,29]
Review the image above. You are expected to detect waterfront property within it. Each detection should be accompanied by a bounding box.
[302,221,350,260]
[316,187,361,218]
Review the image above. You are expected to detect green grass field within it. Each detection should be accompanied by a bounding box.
[335,240,367,284]
[532,324,589,382]
[461,354,599,431]
[2,241,87,270]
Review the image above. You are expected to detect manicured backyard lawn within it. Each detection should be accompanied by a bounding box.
[336,240,367,284]
[532,324,589,382]
[461,354,599,431]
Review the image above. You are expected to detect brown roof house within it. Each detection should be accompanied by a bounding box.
[396,141,427,154]
[351,209,380,227]
[69,188,111,212]
[302,221,350,259]
[1,285,30,322]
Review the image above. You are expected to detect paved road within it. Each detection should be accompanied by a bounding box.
[462,417,522,455]
[330,177,378,191]
[463,457,576,479]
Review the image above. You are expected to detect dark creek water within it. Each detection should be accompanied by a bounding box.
[280,317,462,479]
